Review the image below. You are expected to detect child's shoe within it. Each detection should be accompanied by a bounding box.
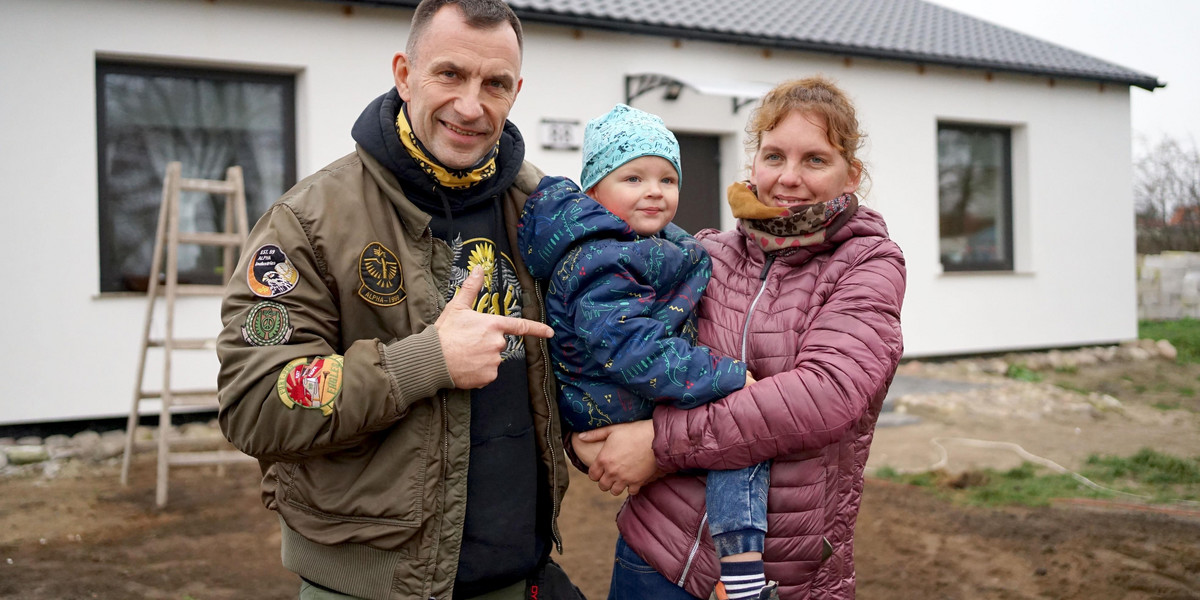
[757,581,780,600]
[711,581,780,600]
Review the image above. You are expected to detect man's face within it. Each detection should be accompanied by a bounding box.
[392,6,523,170]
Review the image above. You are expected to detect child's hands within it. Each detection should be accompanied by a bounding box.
[571,432,604,468]
[745,370,757,387]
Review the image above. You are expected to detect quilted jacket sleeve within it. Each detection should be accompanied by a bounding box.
[651,237,906,472]
[567,245,748,410]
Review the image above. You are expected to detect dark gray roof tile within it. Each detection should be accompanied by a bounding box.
[337,0,1162,90]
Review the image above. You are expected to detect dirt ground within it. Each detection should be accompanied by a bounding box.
[2,355,1199,600]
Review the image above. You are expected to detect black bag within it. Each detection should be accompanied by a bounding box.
[525,558,586,600]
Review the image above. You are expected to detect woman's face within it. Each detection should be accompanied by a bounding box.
[750,110,860,208]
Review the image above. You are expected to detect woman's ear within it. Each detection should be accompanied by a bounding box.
[844,160,863,195]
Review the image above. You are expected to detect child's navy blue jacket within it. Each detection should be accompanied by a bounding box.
[518,176,747,431]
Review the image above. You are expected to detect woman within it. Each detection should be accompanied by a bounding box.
[575,76,907,599]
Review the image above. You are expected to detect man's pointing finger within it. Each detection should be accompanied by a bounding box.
[494,316,554,339]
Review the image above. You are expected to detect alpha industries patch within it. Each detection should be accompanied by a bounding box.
[241,301,294,346]
[275,355,343,416]
[357,242,405,307]
[248,244,299,298]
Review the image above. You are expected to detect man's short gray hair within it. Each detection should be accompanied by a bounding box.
[406,0,523,62]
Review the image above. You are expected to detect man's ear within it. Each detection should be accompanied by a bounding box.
[392,52,412,101]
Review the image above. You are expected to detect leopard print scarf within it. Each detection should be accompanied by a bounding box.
[726,181,858,252]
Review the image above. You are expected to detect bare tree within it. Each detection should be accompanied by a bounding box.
[1135,135,1200,253]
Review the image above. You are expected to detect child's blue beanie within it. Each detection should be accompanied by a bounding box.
[579,104,682,192]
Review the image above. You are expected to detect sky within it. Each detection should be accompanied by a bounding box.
[925,0,1200,151]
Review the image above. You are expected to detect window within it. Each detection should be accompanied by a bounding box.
[937,123,1013,271]
[96,61,296,292]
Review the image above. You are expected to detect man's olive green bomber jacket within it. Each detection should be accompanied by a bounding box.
[215,146,568,600]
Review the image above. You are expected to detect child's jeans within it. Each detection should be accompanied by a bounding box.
[706,461,770,557]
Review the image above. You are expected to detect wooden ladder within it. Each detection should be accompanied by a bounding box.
[119,161,255,507]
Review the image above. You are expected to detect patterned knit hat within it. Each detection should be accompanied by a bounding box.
[579,104,682,192]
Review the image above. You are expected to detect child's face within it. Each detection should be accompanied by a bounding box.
[588,155,680,236]
[751,110,860,208]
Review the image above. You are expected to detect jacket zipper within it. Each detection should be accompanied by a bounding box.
[432,392,451,595]
[741,254,777,361]
[677,512,708,586]
[423,393,451,600]
[680,255,776,590]
[427,231,452,600]
[534,279,564,552]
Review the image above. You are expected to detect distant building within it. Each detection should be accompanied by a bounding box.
[2,0,1162,424]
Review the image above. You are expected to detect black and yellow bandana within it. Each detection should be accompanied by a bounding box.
[396,106,498,190]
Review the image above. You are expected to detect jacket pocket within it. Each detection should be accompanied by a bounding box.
[280,401,435,527]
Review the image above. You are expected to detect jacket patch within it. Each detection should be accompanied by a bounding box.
[357,242,405,307]
[241,301,294,346]
[248,244,299,298]
[276,355,343,416]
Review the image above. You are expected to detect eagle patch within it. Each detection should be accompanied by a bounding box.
[358,242,405,306]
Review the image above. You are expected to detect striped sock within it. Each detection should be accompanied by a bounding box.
[719,560,766,599]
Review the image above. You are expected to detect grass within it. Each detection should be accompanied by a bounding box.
[1140,317,1200,363]
[873,448,1200,507]
[1005,364,1042,382]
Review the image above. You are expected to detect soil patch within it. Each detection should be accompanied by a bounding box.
[2,353,1199,599]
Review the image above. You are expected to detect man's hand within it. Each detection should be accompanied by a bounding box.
[578,420,660,496]
[436,267,554,389]
[570,432,603,468]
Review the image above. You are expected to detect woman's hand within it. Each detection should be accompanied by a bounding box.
[570,432,603,468]
[578,420,660,496]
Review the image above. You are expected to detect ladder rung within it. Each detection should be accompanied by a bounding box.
[138,388,219,400]
[167,451,256,466]
[132,437,227,451]
[147,338,217,350]
[172,394,220,407]
[177,232,243,247]
[175,284,227,296]
[179,178,239,195]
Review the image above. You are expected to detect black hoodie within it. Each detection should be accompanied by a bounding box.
[353,89,546,598]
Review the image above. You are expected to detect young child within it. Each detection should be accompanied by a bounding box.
[518,104,777,600]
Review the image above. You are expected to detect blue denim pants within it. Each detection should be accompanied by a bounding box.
[705,461,770,557]
[608,535,703,600]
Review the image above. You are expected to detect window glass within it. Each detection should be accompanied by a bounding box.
[938,124,1012,271]
[97,61,295,292]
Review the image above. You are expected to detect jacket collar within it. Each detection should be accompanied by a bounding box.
[356,144,432,241]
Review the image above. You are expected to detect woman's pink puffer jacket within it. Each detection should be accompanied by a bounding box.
[616,206,906,598]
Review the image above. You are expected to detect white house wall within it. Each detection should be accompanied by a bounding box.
[0,0,1137,425]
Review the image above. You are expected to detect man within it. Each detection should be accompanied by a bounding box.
[216,1,580,598]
